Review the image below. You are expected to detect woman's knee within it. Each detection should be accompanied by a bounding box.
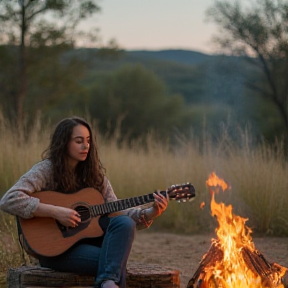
[110,215,136,233]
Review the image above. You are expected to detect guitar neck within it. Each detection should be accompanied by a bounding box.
[90,190,167,216]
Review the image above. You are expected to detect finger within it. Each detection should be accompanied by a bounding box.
[154,201,161,208]
[155,196,166,205]
[160,198,168,207]
[153,197,162,207]
[154,193,164,202]
[158,203,166,210]
[154,200,165,210]
[156,199,167,210]
[157,191,167,199]
[156,192,165,199]
[73,215,81,223]
[71,221,78,227]
[70,211,81,222]
[73,210,81,217]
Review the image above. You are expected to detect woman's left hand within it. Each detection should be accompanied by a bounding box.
[152,191,168,217]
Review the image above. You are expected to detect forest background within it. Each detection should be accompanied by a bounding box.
[2,0,288,143]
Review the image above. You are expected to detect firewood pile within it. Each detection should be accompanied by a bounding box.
[187,239,286,288]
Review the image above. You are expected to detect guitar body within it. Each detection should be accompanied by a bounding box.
[19,188,105,257]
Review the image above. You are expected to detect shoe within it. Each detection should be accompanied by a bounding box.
[101,280,119,288]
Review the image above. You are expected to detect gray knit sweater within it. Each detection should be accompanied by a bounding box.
[0,159,152,229]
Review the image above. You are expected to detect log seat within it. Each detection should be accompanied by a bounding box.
[7,261,180,288]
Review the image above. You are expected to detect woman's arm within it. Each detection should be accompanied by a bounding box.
[0,160,81,227]
[0,160,52,218]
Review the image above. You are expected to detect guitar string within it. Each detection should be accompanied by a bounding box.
[73,189,194,217]
[74,189,191,215]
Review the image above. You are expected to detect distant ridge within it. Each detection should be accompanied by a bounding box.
[126,49,214,65]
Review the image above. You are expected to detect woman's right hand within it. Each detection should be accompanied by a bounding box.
[54,206,81,227]
[33,203,81,228]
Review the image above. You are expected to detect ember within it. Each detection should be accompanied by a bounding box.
[187,172,287,288]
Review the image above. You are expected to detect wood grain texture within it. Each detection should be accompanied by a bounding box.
[7,262,180,288]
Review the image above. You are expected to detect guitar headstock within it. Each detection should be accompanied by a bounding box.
[167,183,195,202]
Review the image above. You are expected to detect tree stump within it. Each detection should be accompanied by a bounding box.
[7,261,180,288]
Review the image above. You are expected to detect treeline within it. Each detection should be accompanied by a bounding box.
[1,0,288,146]
[0,45,230,142]
[0,44,282,145]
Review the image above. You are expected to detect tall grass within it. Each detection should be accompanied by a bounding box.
[1,115,288,275]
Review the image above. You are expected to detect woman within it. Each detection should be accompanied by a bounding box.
[0,116,168,288]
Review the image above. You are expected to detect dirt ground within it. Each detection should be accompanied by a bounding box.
[129,231,288,288]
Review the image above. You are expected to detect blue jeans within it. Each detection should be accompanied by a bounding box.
[38,215,136,288]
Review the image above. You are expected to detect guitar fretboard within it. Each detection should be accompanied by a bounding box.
[90,190,166,216]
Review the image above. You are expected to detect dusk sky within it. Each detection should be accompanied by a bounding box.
[85,0,218,54]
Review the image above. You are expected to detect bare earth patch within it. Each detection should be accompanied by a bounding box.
[129,231,288,288]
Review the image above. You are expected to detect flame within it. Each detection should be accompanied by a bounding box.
[206,171,229,192]
[202,172,286,288]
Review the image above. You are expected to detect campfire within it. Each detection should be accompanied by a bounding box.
[187,172,287,288]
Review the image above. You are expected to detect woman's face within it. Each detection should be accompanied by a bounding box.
[67,124,90,168]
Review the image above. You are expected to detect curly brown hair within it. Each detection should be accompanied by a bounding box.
[42,116,105,193]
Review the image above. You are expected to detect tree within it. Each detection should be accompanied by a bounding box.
[206,0,288,141]
[87,65,187,142]
[0,0,100,123]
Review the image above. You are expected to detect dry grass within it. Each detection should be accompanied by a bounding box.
[1,115,288,279]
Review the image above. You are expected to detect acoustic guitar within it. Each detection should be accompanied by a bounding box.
[18,183,195,257]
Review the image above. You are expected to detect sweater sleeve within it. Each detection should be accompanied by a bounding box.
[0,160,53,219]
[102,178,154,230]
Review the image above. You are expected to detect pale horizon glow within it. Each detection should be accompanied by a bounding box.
[81,0,219,55]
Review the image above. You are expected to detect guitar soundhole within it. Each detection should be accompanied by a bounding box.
[56,205,92,238]
[75,205,91,222]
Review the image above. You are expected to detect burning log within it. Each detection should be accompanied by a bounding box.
[242,246,286,287]
[187,239,223,287]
